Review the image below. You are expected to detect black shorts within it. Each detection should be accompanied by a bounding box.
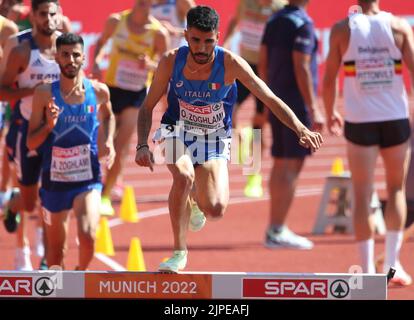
[235,64,264,114]
[269,109,312,158]
[344,119,411,148]
[108,86,147,115]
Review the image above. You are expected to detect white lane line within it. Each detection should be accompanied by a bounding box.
[94,253,127,271]
[95,181,386,270]
[117,169,386,188]
[106,185,326,230]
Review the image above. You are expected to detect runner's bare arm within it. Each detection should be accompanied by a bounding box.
[146,26,170,70]
[27,84,54,150]
[137,51,175,145]
[0,42,37,101]
[0,19,18,49]
[177,0,196,22]
[322,22,346,135]
[397,17,414,92]
[61,15,72,32]
[222,2,242,48]
[93,81,116,168]
[91,13,119,78]
[94,81,116,143]
[293,50,324,130]
[226,51,323,151]
[0,36,18,77]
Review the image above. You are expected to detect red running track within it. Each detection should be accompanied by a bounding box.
[0,98,413,299]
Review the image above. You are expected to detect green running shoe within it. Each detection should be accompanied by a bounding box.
[158,250,188,273]
[100,196,115,217]
[244,173,264,198]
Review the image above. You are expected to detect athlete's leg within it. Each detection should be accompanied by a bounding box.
[73,189,101,270]
[347,142,378,273]
[404,127,414,226]
[19,184,39,213]
[166,150,195,251]
[102,108,138,199]
[194,158,229,220]
[347,142,379,240]
[381,141,410,230]
[43,209,70,269]
[269,157,305,226]
[0,143,10,194]
[380,141,411,284]
[158,137,195,272]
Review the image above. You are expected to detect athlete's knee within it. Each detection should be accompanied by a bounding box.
[202,201,227,220]
[386,184,405,198]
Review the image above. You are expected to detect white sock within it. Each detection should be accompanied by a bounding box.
[18,246,31,255]
[358,239,375,273]
[383,230,404,272]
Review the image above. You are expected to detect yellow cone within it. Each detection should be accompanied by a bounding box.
[120,186,139,223]
[127,237,146,271]
[331,157,344,176]
[95,217,115,256]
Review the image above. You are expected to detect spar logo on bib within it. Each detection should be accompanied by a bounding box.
[178,99,225,134]
[181,101,212,114]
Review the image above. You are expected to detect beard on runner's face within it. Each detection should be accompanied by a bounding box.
[60,63,81,79]
[189,48,214,64]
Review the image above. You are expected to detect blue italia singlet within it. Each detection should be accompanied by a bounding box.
[161,46,237,138]
[41,79,101,192]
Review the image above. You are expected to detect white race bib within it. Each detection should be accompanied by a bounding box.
[51,144,93,182]
[115,60,148,91]
[240,20,266,52]
[178,99,226,135]
[356,58,395,93]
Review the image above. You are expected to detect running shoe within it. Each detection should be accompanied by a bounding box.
[3,189,20,233]
[158,250,188,273]
[100,196,115,216]
[189,203,206,232]
[385,262,412,286]
[244,173,264,198]
[265,226,314,250]
[15,246,33,271]
[39,257,48,270]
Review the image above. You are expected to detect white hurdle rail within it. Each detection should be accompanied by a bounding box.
[0,271,387,300]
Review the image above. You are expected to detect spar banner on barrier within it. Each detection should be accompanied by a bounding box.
[51,0,414,92]
[0,271,83,298]
[0,271,387,300]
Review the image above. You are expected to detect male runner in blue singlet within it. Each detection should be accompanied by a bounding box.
[136,6,323,273]
[28,33,115,270]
